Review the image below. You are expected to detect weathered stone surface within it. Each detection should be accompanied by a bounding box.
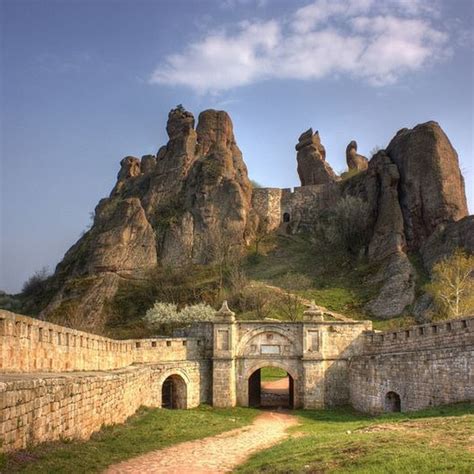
[296,129,337,186]
[346,141,368,171]
[386,121,468,249]
[421,215,474,271]
[412,292,436,323]
[42,107,252,330]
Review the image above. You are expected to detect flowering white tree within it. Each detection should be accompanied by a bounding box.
[144,301,215,333]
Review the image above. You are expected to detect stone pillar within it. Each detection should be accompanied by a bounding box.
[212,302,237,407]
[302,302,325,408]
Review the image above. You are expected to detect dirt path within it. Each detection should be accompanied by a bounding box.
[105,411,298,474]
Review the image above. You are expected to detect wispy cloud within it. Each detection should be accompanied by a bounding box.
[149,0,450,93]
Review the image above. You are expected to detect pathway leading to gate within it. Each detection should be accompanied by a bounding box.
[105,410,299,474]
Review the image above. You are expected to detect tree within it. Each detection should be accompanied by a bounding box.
[143,302,215,334]
[333,196,371,254]
[22,267,51,296]
[426,249,474,319]
[254,217,270,255]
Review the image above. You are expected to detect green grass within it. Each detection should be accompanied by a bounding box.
[260,367,288,382]
[244,234,379,321]
[0,406,258,474]
[236,403,474,474]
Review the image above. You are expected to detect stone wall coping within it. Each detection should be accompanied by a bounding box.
[237,320,371,326]
[364,315,474,349]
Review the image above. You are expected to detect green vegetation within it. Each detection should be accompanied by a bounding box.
[426,249,474,320]
[237,403,474,474]
[0,406,258,474]
[243,234,379,322]
[260,367,288,382]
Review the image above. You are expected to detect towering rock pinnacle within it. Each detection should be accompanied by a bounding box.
[346,140,368,171]
[296,128,337,186]
[386,121,468,249]
[42,106,252,331]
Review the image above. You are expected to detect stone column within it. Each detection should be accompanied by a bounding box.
[301,302,325,408]
[212,302,237,407]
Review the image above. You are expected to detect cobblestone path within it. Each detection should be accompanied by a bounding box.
[105,410,298,474]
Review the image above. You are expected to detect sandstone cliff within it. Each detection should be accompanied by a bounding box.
[42,107,252,330]
[38,111,470,330]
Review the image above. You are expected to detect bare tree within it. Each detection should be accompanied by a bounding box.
[426,249,474,319]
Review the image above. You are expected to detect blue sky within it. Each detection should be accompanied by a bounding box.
[1,0,473,293]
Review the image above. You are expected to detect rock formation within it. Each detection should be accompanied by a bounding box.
[386,121,468,249]
[42,107,252,330]
[38,110,471,328]
[296,129,337,186]
[346,140,368,171]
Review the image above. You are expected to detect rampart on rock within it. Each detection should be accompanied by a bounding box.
[37,108,471,328]
[1,308,472,452]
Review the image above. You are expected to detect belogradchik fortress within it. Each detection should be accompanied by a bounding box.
[1,305,473,452]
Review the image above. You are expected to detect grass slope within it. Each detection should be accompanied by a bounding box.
[245,234,389,325]
[0,406,258,474]
[237,403,474,473]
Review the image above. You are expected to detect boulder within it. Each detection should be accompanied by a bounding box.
[386,121,468,250]
[346,141,368,171]
[296,129,337,186]
[421,215,474,271]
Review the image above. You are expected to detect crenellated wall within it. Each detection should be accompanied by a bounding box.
[1,308,473,452]
[349,316,474,414]
[0,310,203,373]
[251,183,340,233]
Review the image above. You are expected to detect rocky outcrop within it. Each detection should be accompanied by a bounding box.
[386,121,468,250]
[421,215,474,271]
[343,151,416,318]
[42,107,252,331]
[346,141,368,171]
[296,129,337,186]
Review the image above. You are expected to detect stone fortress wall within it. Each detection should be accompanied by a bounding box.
[1,308,473,452]
[350,317,474,414]
[251,183,340,233]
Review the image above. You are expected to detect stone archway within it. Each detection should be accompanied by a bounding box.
[244,361,298,408]
[384,391,401,412]
[248,366,294,409]
[161,374,187,409]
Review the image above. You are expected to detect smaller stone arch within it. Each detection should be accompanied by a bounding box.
[384,391,401,412]
[283,212,290,223]
[158,368,191,409]
[161,374,187,409]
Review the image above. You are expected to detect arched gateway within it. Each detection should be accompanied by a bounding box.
[209,301,371,409]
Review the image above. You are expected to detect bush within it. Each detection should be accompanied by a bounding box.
[143,301,215,334]
[22,267,51,296]
[426,249,474,319]
[333,196,371,255]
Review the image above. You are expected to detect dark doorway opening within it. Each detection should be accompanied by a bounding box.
[248,367,294,408]
[161,374,187,409]
[283,212,290,223]
[384,391,401,412]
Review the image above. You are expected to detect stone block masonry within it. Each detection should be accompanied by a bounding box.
[0,310,202,373]
[349,316,474,414]
[0,361,208,452]
[1,308,473,452]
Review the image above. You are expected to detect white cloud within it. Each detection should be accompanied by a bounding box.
[149,0,450,93]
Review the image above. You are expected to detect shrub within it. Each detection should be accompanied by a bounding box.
[22,267,51,296]
[143,301,215,334]
[333,196,371,255]
[426,249,474,319]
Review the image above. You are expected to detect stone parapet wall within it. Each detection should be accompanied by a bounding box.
[349,316,474,414]
[349,346,473,414]
[0,360,208,452]
[0,310,203,373]
[362,316,473,355]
